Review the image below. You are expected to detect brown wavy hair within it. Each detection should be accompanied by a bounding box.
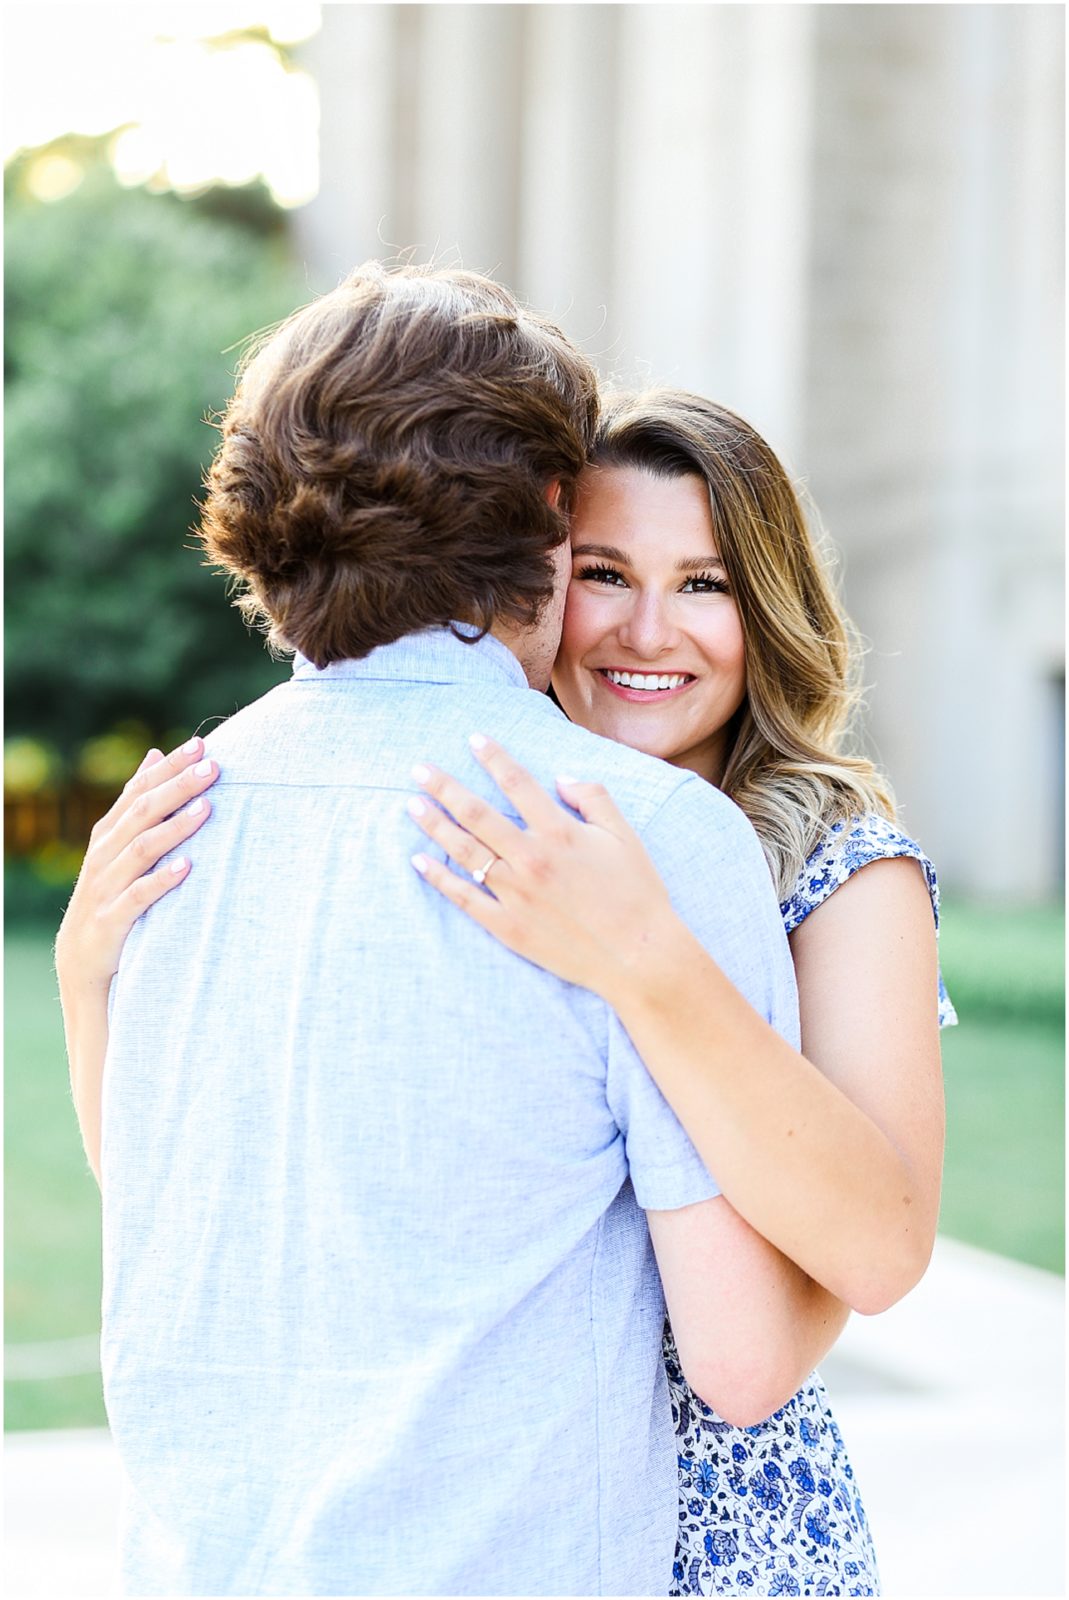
[198,261,600,664]
[591,389,896,898]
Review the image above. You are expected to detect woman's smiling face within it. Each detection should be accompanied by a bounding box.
[551,464,747,784]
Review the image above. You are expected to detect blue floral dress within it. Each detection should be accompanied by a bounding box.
[668,815,956,1598]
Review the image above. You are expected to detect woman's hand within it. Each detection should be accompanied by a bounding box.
[55,736,219,996]
[57,735,220,1185]
[409,737,943,1317]
[407,734,679,1005]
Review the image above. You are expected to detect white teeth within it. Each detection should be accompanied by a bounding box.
[605,671,689,691]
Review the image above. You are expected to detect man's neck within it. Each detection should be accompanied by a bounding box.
[489,621,551,691]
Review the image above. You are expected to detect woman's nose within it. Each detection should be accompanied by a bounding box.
[617,592,681,658]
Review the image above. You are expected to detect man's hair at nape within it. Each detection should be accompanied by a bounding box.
[198,259,600,664]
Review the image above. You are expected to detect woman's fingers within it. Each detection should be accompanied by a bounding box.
[103,793,213,900]
[110,851,193,925]
[463,732,637,847]
[410,760,527,863]
[91,737,201,843]
[117,737,211,817]
[466,735,571,833]
[120,737,202,801]
[411,852,513,939]
[71,849,196,988]
[406,795,511,888]
[57,739,217,993]
[407,742,678,998]
[95,739,219,863]
[555,776,639,843]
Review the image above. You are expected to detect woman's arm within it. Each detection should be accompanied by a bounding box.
[647,1194,850,1426]
[55,738,219,1183]
[622,855,944,1315]
[408,737,945,1316]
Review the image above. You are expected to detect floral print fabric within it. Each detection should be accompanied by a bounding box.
[778,814,957,1028]
[668,1331,876,1593]
[666,1333,879,1597]
[668,815,955,1596]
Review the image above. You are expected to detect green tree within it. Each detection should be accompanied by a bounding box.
[5,157,302,753]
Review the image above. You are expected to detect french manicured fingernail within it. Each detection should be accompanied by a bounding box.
[170,856,189,874]
[411,853,429,874]
[193,759,212,777]
[183,737,200,754]
[407,798,426,817]
[185,798,205,817]
[411,764,431,783]
[469,734,488,751]
[558,775,579,786]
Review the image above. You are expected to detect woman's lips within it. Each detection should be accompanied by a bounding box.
[594,668,696,703]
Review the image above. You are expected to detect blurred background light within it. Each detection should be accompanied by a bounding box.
[3,2,321,206]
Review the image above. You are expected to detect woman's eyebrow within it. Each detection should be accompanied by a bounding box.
[572,542,630,564]
[676,555,726,572]
[572,543,727,573]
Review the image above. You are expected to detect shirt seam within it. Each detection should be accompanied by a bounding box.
[589,1208,606,1596]
[289,674,526,688]
[205,780,523,808]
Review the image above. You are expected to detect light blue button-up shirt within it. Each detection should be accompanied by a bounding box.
[101,628,798,1597]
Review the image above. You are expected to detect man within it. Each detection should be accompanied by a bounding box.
[101,262,798,1596]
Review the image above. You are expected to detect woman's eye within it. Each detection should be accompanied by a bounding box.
[682,573,730,595]
[577,564,627,586]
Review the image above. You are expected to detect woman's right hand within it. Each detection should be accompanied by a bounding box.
[55,735,220,995]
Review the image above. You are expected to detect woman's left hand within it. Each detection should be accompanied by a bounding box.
[408,735,678,1003]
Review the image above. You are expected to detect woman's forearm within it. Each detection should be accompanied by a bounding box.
[608,911,930,1314]
[737,1260,851,1423]
[703,1228,852,1425]
[59,974,110,1185]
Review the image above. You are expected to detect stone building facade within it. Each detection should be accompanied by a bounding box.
[294,3,1064,900]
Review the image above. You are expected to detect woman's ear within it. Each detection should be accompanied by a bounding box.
[544,478,563,509]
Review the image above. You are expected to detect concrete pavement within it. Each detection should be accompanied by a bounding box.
[820,1236,1064,1597]
[4,1236,1064,1597]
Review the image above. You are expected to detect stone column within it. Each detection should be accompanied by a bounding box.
[803,3,1063,897]
[291,4,398,289]
[405,4,524,284]
[609,4,815,465]
[513,5,620,354]
[293,4,525,290]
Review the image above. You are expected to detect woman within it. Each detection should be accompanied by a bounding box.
[58,390,950,1598]
[402,393,951,1597]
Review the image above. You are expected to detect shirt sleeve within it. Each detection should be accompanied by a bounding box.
[605,775,800,1212]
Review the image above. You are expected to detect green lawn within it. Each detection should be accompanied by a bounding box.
[939,1015,1063,1271]
[5,930,105,1430]
[5,904,1064,1429]
[938,899,1064,1025]
[937,898,1064,1273]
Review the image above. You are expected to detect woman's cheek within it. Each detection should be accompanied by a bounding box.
[560,585,604,659]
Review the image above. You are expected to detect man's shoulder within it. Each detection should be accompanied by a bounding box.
[197,681,293,757]
[494,700,751,844]
[190,677,751,871]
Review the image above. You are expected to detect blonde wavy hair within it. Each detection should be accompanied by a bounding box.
[591,389,896,900]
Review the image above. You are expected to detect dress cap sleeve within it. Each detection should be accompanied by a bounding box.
[779,814,958,1028]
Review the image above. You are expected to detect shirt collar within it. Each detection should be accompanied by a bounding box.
[290,625,530,691]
